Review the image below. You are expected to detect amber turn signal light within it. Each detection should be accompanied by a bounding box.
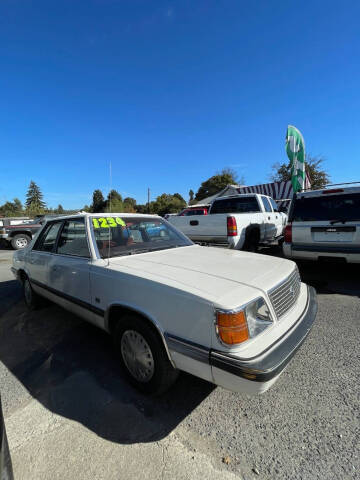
[216,310,249,345]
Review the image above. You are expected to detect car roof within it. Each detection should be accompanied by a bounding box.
[296,185,360,198]
[45,212,161,222]
[214,193,261,201]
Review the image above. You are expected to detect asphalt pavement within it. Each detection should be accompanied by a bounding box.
[0,247,359,480]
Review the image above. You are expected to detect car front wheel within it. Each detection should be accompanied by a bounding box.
[11,234,31,250]
[113,315,179,395]
[23,277,41,310]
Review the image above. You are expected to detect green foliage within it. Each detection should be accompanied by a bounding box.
[270,155,330,190]
[55,204,64,214]
[0,198,23,217]
[91,190,105,213]
[107,189,123,203]
[123,197,137,213]
[194,168,238,201]
[189,189,194,203]
[124,197,136,208]
[151,193,186,217]
[135,204,149,214]
[25,181,46,214]
[104,198,123,213]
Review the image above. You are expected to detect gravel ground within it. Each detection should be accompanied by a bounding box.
[0,248,359,479]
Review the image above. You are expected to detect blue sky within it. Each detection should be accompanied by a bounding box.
[1,0,360,209]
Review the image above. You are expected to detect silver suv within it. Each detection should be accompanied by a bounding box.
[283,184,360,263]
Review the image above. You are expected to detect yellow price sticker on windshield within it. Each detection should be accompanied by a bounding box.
[92,217,126,228]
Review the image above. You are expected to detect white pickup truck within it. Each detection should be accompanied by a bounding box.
[169,194,287,251]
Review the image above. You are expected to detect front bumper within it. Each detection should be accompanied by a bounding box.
[210,286,317,390]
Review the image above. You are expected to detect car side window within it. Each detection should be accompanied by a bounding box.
[33,222,63,252]
[261,196,273,213]
[269,198,279,212]
[56,218,90,257]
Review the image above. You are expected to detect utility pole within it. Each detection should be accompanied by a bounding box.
[147,188,150,213]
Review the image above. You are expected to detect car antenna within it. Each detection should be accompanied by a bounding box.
[107,160,112,266]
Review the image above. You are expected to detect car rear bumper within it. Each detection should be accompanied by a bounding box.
[283,242,360,263]
[210,286,317,393]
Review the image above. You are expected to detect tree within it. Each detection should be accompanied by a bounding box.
[0,198,23,217]
[107,190,123,203]
[189,189,194,203]
[104,189,124,212]
[56,204,64,214]
[152,193,186,217]
[135,204,149,214]
[194,169,238,202]
[25,181,46,214]
[173,193,186,203]
[13,198,23,214]
[270,155,330,190]
[123,197,137,213]
[91,190,105,213]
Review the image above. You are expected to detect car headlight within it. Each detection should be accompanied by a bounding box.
[216,297,273,345]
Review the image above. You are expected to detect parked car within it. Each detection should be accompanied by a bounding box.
[283,185,360,263]
[178,206,209,216]
[0,395,14,480]
[169,194,287,251]
[0,214,66,250]
[12,213,317,395]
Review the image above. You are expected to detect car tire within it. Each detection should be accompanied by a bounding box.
[11,234,31,250]
[113,314,179,395]
[243,230,259,253]
[23,277,41,310]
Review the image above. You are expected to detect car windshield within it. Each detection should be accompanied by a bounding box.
[90,215,193,259]
[291,193,360,222]
[210,197,260,214]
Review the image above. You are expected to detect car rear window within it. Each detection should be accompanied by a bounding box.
[291,193,360,222]
[210,197,260,214]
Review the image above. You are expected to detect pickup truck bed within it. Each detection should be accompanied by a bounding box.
[169,194,287,251]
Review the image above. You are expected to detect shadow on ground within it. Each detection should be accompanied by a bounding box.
[259,245,360,297]
[0,293,214,445]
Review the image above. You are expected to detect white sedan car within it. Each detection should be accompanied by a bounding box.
[12,213,317,395]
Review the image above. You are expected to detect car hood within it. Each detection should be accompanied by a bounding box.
[107,245,296,308]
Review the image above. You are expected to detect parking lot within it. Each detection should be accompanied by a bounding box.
[0,246,359,480]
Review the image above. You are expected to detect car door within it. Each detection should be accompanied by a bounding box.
[260,196,276,240]
[27,220,63,286]
[47,217,101,327]
[269,197,284,237]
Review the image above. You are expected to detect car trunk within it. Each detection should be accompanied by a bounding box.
[291,192,360,249]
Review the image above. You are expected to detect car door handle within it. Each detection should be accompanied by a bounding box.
[268,216,271,220]
[52,265,58,271]
[190,220,199,226]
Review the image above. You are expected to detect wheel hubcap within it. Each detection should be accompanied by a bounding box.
[16,238,28,248]
[24,280,32,305]
[121,330,154,383]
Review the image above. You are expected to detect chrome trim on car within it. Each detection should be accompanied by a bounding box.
[291,244,360,254]
[164,333,210,364]
[210,286,317,382]
[268,268,301,319]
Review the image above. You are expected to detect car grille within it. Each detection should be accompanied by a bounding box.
[269,268,301,319]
